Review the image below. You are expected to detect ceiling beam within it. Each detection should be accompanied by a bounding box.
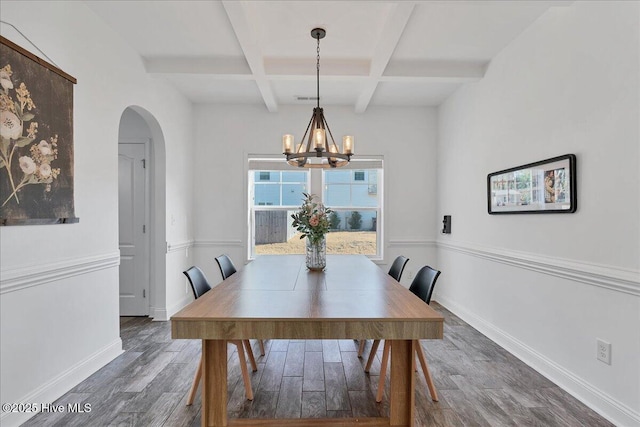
[145,56,484,83]
[222,1,278,112]
[354,2,415,113]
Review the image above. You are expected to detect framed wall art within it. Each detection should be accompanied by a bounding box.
[0,36,78,225]
[487,154,577,214]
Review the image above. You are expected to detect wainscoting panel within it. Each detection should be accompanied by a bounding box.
[436,240,640,427]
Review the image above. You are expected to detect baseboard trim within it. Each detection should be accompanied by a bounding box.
[436,295,640,427]
[149,306,168,321]
[0,338,123,427]
[0,252,120,295]
[437,240,640,296]
[164,295,193,320]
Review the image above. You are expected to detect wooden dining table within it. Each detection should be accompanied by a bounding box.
[171,254,444,427]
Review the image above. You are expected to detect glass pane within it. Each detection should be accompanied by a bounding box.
[254,171,279,182]
[324,170,351,184]
[327,210,377,255]
[351,184,378,207]
[282,183,307,206]
[324,184,351,206]
[252,170,308,207]
[254,209,304,255]
[324,169,380,208]
[254,184,280,206]
[282,171,306,183]
[253,208,377,256]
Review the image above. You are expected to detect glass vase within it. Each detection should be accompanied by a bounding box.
[305,236,326,271]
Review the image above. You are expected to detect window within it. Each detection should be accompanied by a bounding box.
[248,157,383,259]
[323,167,382,257]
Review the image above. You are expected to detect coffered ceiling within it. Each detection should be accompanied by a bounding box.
[86,1,570,112]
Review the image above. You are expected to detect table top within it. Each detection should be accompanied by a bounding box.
[171,255,443,341]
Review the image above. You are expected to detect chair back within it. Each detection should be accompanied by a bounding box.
[388,255,409,282]
[183,266,212,299]
[215,254,237,280]
[408,266,441,304]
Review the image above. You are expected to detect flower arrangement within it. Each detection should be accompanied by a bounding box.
[291,193,332,246]
[0,63,60,207]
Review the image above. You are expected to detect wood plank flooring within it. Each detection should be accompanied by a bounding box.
[21,302,613,427]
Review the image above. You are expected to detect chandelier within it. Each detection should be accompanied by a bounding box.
[282,28,354,168]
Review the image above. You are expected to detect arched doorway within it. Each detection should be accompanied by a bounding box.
[117,106,166,318]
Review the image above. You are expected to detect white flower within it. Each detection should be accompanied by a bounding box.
[39,163,52,178]
[38,140,52,155]
[0,110,22,140]
[0,70,13,91]
[19,156,36,175]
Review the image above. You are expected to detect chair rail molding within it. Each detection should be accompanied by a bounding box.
[193,239,243,248]
[437,240,640,296]
[388,238,436,247]
[0,251,120,294]
[166,238,194,253]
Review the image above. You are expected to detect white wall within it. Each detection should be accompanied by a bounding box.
[435,2,640,425]
[191,104,439,285]
[0,2,194,426]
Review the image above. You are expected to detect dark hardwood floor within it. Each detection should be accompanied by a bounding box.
[22,302,613,427]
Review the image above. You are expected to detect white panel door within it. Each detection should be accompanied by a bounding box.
[118,142,149,316]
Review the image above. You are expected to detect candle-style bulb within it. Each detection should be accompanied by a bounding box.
[282,134,294,154]
[313,128,325,150]
[343,136,354,154]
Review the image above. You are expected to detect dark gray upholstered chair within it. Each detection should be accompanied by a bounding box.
[357,256,410,357]
[214,254,237,280]
[183,266,256,403]
[215,254,266,356]
[364,265,441,402]
[388,255,410,282]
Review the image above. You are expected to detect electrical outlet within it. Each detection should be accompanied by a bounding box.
[597,339,611,365]
[407,270,414,280]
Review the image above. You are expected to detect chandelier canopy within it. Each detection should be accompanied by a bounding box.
[282,28,354,168]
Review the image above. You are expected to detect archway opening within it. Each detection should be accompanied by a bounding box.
[117,106,167,319]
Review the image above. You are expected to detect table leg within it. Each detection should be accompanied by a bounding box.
[201,340,227,427]
[389,340,415,427]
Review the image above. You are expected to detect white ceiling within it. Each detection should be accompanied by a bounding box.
[85,1,570,112]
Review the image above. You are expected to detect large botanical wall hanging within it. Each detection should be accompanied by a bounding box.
[0,36,78,225]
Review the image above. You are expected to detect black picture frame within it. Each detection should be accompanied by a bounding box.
[487,154,577,214]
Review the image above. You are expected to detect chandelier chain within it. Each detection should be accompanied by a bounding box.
[316,36,320,108]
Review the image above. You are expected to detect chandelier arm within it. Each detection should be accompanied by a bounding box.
[321,114,339,153]
[299,112,315,153]
[307,109,321,155]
